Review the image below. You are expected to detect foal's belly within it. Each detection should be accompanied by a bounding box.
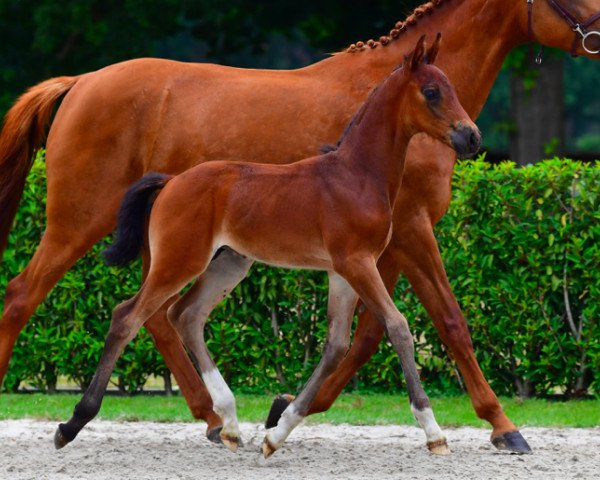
[216,230,333,272]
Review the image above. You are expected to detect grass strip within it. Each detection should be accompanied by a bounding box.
[1,393,598,428]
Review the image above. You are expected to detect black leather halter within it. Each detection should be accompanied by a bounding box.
[528,0,600,56]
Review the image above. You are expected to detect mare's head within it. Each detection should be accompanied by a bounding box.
[520,0,600,57]
[397,34,481,159]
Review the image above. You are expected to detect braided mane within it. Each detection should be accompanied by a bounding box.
[344,0,450,53]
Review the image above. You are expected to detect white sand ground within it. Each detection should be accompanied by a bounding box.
[1,420,599,480]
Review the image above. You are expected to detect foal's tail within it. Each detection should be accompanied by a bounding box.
[0,76,80,261]
[102,173,173,266]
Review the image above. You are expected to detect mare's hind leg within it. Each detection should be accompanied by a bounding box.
[0,134,132,388]
[167,248,253,452]
[0,222,111,387]
[263,272,358,458]
[336,256,449,455]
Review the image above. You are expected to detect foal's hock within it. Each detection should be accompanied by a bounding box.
[56,35,480,458]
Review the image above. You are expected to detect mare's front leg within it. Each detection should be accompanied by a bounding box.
[263,272,358,458]
[388,220,531,453]
[337,256,448,455]
[167,248,253,452]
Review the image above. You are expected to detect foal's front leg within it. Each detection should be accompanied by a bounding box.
[263,272,358,458]
[338,256,449,455]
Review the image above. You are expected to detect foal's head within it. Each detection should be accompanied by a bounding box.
[396,34,481,159]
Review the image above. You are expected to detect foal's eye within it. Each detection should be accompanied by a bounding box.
[422,87,440,101]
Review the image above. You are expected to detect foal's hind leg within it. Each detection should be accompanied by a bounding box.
[263,272,358,458]
[140,249,223,439]
[144,301,223,439]
[336,256,449,455]
[167,248,253,452]
[55,282,184,449]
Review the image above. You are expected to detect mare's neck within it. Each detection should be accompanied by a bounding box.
[336,73,412,206]
[312,0,525,119]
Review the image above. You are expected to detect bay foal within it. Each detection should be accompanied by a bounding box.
[55,36,480,457]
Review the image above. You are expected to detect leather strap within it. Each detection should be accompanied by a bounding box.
[546,0,600,56]
[528,0,535,43]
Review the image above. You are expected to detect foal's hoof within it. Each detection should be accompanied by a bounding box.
[265,394,295,429]
[206,426,224,444]
[54,425,71,450]
[491,431,532,454]
[427,438,451,455]
[262,436,277,459]
[220,432,242,453]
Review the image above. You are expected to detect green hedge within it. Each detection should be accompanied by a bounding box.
[1,154,598,397]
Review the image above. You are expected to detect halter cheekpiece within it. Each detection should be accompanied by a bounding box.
[528,0,600,57]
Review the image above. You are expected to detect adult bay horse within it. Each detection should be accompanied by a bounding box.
[54,36,481,456]
[0,0,599,453]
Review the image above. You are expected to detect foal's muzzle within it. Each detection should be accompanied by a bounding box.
[451,125,481,159]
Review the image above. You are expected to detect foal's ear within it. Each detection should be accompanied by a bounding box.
[425,33,442,65]
[409,35,427,71]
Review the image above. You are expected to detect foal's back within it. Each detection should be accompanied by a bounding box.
[149,152,390,271]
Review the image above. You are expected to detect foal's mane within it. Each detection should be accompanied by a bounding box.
[320,68,400,154]
[340,0,451,54]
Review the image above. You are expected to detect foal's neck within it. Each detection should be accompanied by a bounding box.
[335,73,412,207]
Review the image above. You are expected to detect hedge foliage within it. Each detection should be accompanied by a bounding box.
[1,154,598,397]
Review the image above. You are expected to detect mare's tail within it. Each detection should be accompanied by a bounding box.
[102,173,173,266]
[0,76,80,261]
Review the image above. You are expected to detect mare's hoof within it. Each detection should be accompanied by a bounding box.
[54,425,70,450]
[206,426,223,444]
[220,432,242,453]
[427,438,451,455]
[265,394,295,429]
[491,431,532,454]
[262,437,277,459]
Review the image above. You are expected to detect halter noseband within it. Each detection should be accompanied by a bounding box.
[528,0,600,57]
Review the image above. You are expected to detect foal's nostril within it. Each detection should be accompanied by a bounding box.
[469,131,481,151]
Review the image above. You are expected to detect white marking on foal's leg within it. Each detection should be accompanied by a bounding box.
[263,403,303,457]
[411,405,450,455]
[202,369,240,450]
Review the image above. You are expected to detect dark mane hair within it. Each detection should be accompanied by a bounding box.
[341,0,450,53]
